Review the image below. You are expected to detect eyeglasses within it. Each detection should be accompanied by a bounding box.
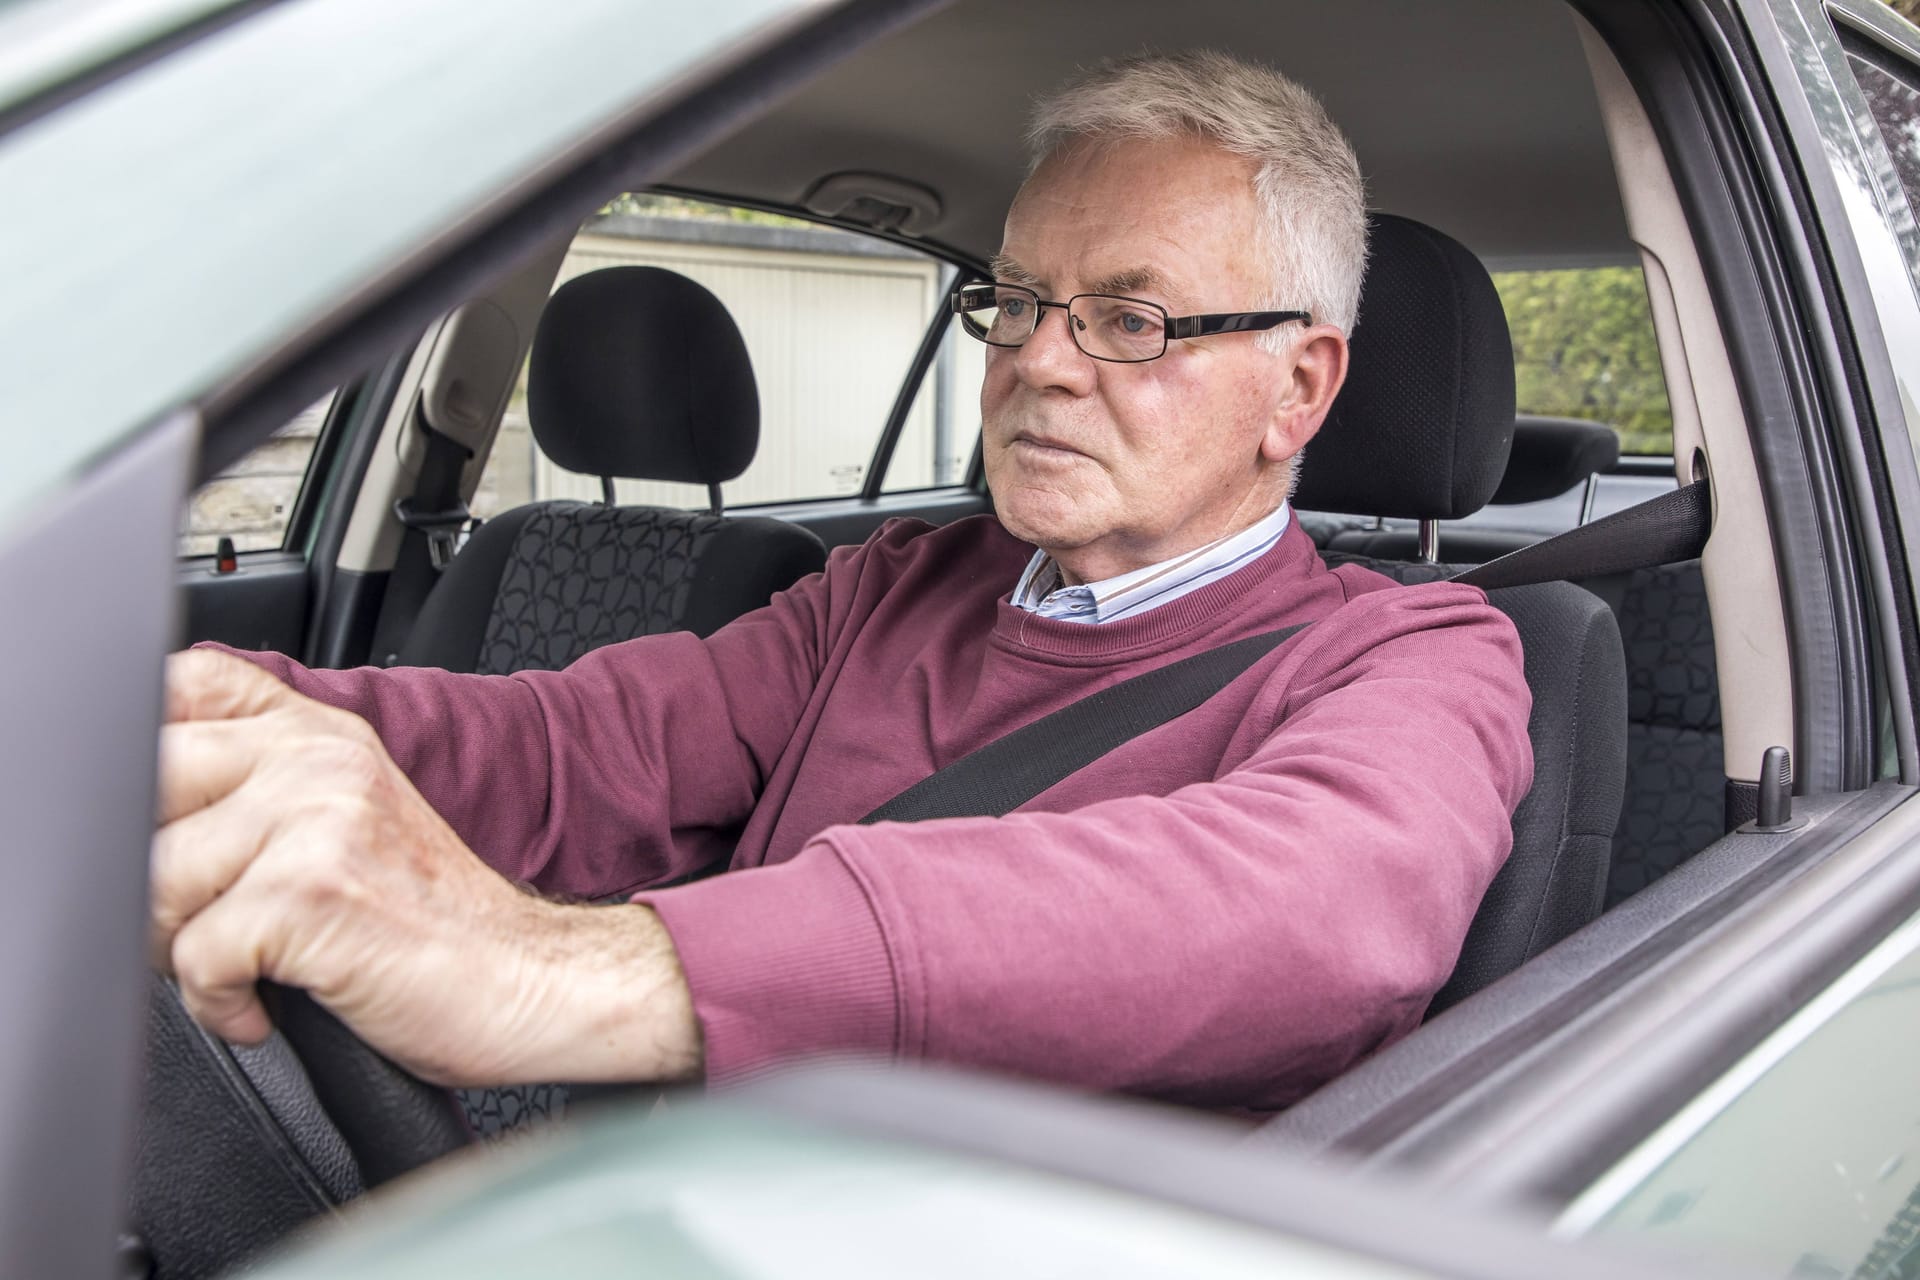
[950,280,1311,364]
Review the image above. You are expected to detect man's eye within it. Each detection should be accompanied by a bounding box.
[1001,297,1029,318]
[1113,309,1157,335]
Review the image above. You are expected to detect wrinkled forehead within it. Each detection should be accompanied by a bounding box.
[997,135,1265,307]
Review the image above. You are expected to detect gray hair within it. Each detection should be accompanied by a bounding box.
[1027,51,1368,340]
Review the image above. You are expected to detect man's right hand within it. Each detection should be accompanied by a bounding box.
[151,649,702,1087]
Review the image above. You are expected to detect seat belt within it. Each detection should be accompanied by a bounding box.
[1451,479,1710,591]
[369,403,474,666]
[861,623,1310,824]
[860,479,1711,825]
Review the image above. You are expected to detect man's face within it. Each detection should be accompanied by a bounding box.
[982,134,1335,584]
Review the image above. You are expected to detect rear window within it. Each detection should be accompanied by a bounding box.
[1492,265,1674,456]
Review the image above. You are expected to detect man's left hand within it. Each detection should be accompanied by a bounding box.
[151,649,702,1087]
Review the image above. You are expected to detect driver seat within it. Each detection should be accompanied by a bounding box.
[1298,214,1629,1014]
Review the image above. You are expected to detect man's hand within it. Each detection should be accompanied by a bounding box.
[151,649,702,1087]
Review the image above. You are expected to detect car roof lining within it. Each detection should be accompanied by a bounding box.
[663,0,1631,268]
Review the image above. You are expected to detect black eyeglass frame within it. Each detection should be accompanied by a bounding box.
[949,280,1312,363]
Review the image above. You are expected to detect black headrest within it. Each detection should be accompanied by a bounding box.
[1293,214,1515,520]
[527,266,759,484]
[1492,416,1621,504]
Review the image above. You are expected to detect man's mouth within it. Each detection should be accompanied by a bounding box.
[1011,432,1087,461]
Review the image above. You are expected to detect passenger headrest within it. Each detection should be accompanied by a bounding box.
[1492,416,1621,504]
[527,266,759,484]
[1292,214,1515,520]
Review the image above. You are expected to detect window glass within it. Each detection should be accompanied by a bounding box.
[883,308,986,494]
[1565,912,1920,1277]
[1848,43,1920,221]
[476,196,954,519]
[1491,266,1674,456]
[1,0,814,541]
[179,392,332,555]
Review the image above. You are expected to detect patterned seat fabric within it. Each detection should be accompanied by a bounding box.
[1309,530,1725,909]
[475,504,722,674]
[456,1081,570,1140]
[1285,218,1632,1006]
[1605,560,1722,905]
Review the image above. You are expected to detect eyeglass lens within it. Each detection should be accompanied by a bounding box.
[958,286,1168,362]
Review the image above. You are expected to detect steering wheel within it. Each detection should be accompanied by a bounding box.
[255,982,473,1188]
[126,979,472,1279]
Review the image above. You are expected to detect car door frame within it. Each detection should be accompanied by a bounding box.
[1253,0,1920,1214]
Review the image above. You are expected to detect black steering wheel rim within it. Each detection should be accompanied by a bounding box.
[254,981,473,1189]
[128,976,471,1279]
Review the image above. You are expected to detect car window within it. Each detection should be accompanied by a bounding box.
[1562,910,1920,1278]
[1844,37,1920,224]
[1491,265,1674,456]
[178,391,333,555]
[882,307,986,494]
[475,195,963,520]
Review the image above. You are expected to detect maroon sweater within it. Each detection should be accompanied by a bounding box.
[230,515,1532,1110]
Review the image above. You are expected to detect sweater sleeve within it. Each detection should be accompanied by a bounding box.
[203,547,853,898]
[638,586,1534,1110]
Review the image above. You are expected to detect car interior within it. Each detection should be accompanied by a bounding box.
[136,0,1915,1274]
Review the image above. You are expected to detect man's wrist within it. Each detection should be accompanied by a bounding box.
[511,901,705,1086]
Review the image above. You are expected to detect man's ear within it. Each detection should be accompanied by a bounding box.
[1260,327,1348,465]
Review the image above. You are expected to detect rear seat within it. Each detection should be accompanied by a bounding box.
[1302,414,1618,562]
[1605,558,1722,904]
[1300,415,1723,906]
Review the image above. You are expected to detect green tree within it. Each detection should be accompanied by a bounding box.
[1492,267,1674,455]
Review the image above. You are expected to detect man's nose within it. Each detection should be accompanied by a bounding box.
[1012,303,1096,392]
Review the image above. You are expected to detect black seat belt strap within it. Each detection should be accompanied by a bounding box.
[369,405,473,665]
[1451,479,1711,590]
[860,622,1309,825]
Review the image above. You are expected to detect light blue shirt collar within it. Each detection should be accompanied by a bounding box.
[1012,502,1293,624]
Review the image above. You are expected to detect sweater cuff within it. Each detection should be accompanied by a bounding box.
[633,846,898,1083]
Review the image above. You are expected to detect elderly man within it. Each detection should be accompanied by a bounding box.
[154,51,1531,1112]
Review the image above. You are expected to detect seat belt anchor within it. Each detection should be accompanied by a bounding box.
[393,498,472,570]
